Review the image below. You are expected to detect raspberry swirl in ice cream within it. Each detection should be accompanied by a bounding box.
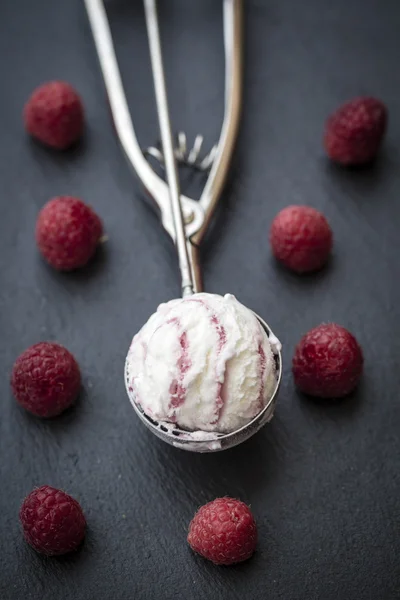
[125,293,280,434]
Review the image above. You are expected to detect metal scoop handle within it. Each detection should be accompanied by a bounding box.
[84,0,243,295]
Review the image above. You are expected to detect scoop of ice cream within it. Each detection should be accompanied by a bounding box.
[125,293,279,434]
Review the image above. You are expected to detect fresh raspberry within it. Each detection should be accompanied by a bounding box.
[11,342,81,417]
[292,324,363,398]
[35,196,103,270]
[20,486,86,556]
[187,497,257,565]
[24,81,84,150]
[324,97,387,165]
[270,205,333,273]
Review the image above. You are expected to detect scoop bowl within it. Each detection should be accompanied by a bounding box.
[125,313,282,453]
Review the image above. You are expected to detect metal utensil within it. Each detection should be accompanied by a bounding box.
[84,0,282,452]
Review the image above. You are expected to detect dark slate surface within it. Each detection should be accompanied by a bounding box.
[1,1,400,599]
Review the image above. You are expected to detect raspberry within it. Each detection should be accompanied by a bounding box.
[270,205,333,273]
[35,196,103,270]
[292,324,363,398]
[24,81,84,150]
[11,342,81,417]
[187,497,257,565]
[20,486,86,556]
[324,97,387,165]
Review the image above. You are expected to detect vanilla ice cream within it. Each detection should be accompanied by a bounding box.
[125,293,280,434]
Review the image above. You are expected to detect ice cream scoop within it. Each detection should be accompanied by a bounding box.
[125,293,281,435]
[86,0,282,451]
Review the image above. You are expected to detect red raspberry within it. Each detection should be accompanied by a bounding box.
[324,97,387,165]
[11,342,81,417]
[36,196,103,270]
[270,205,333,273]
[20,486,86,556]
[292,324,364,398]
[187,497,257,565]
[24,81,84,150]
